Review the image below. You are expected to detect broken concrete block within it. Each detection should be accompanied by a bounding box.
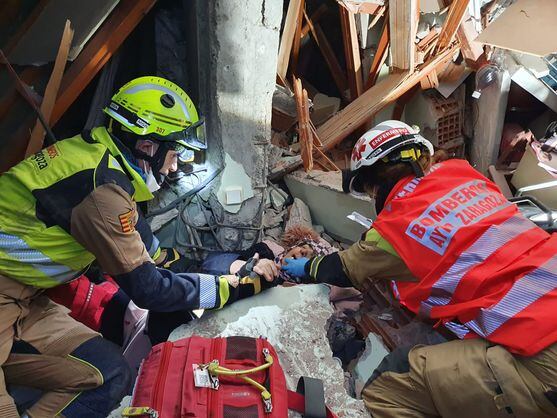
[285,197,313,231]
[352,332,389,398]
[171,285,368,416]
[285,170,374,242]
[311,93,341,126]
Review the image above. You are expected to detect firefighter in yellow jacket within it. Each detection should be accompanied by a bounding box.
[283,120,557,418]
[0,77,274,417]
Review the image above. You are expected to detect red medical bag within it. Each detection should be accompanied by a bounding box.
[123,335,338,418]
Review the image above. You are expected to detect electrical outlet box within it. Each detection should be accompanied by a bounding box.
[225,187,243,205]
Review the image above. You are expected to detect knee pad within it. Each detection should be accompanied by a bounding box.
[61,336,133,417]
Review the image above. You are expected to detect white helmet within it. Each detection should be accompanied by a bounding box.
[350,120,434,171]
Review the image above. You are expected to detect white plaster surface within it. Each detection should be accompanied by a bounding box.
[216,153,255,214]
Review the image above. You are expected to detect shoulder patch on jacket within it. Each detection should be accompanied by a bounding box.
[118,209,137,233]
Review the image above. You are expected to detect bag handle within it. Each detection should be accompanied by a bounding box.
[287,377,338,418]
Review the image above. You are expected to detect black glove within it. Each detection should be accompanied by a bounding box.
[219,257,280,309]
[157,248,194,273]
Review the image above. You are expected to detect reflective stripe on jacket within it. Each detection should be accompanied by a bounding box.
[373,159,557,356]
[0,127,152,288]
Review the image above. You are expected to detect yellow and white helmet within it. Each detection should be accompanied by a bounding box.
[103,76,207,152]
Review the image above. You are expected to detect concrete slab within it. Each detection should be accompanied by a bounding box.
[285,170,374,242]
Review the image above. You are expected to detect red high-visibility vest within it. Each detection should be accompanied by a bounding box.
[373,159,557,356]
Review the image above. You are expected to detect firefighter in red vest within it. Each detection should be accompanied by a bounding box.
[282,120,557,418]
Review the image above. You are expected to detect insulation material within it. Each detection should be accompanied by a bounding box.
[476,0,557,57]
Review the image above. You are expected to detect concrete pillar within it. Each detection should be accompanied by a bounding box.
[194,0,283,249]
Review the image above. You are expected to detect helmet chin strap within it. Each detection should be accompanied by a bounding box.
[132,144,171,185]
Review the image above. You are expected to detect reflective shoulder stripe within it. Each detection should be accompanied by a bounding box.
[364,229,399,258]
[420,215,537,317]
[148,236,161,259]
[199,273,217,309]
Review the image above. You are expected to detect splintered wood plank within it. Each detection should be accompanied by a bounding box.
[340,6,364,101]
[278,0,304,80]
[389,0,418,71]
[338,0,384,15]
[26,20,74,157]
[420,69,439,90]
[365,15,389,89]
[291,0,306,74]
[318,44,458,150]
[304,9,349,100]
[51,0,157,126]
[293,78,313,171]
[435,0,469,53]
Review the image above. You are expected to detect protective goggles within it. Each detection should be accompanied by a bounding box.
[159,118,207,151]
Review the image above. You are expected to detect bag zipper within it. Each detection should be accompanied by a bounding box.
[151,341,173,414]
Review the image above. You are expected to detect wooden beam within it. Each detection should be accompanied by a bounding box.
[317,44,459,150]
[367,5,386,30]
[51,0,157,126]
[420,69,439,90]
[340,6,363,101]
[365,16,389,90]
[293,78,313,171]
[290,0,306,74]
[338,0,384,15]
[300,4,328,39]
[435,0,469,53]
[277,0,303,80]
[304,10,349,100]
[457,15,485,66]
[389,0,418,71]
[26,20,74,157]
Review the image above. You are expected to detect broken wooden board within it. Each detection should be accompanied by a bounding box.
[340,6,364,100]
[389,0,418,71]
[337,0,385,15]
[435,0,469,53]
[476,0,557,57]
[26,20,74,157]
[318,44,459,150]
[365,15,389,89]
[291,0,305,74]
[277,0,304,80]
[293,78,313,171]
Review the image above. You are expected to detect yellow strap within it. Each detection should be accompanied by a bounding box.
[122,406,159,417]
[239,276,262,294]
[207,353,273,376]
